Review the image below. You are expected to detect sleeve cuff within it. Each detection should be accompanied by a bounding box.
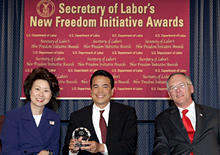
[102,144,108,154]
[69,150,78,155]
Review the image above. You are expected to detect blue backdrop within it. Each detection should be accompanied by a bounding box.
[0,0,220,154]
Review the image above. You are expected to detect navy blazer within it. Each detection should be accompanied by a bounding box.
[63,101,138,155]
[153,103,220,155]
[1,102,60,155]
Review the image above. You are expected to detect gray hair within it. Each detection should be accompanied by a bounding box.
[166,72,192,89]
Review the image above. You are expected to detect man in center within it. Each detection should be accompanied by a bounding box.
[63,70,138,155]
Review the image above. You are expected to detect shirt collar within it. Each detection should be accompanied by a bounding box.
[178,101,195,112]
[93,102,110,111]
[177,101,195,118]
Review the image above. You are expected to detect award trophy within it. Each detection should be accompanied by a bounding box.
[72,127,91,148]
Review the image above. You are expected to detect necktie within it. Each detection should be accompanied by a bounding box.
[99,110,107,143]
[182,109,195,155]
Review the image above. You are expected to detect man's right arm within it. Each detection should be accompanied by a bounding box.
[63,113,77,155]
[152,118,170,155]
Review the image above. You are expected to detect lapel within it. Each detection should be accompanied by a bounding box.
[107,102,120,141]
[85,104,99,142]
[193,103,205,143]
[169,106,191,143]
[21,102,44,144]
[38,108,53,140]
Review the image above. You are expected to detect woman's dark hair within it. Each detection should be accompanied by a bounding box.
[90,70,114,89]
[23,67,60,110]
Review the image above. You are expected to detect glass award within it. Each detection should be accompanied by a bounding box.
[72,127,91,147]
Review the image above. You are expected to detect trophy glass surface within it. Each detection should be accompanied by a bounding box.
[72,127,91,148]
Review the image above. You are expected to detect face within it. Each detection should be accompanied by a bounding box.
[167,74,194,108]
[30,79,52,109]
[91,76,114,108]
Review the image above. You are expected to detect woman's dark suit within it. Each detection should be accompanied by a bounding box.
[1,102,60,155]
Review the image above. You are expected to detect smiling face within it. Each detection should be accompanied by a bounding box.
[30,79,52,110]
[167,74,194,108]
[90,76,114,108]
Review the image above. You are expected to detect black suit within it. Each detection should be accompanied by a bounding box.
[153,103,220,155]
[63,101,138,155]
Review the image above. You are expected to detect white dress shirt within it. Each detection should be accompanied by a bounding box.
[177,101,196,131]
[92,103,110,142]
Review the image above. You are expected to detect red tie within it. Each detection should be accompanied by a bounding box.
[182,109,195,155]
[99,110,107,143]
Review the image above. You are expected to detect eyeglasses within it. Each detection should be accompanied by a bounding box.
[168,82,191,93]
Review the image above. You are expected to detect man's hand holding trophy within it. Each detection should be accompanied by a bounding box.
[69,127,91,153]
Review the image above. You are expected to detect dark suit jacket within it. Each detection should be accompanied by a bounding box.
[63,101,138,155]
[1,102,60,155]
[153,103,220,155]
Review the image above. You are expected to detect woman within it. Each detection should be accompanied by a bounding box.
[1,67,60,155]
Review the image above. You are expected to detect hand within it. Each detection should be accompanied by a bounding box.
[69,137,83,153]
[37,150,49,155]
[81,140,105,153]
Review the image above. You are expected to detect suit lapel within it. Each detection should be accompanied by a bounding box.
[22,103,44,144]
[86,104,99,142]
[169,106,191,143]
[193,103,205,143]
[107,102,120,142]
[38,108,53,141]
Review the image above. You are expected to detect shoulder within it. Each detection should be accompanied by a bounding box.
[155,106,176,120]
[196,104,220,114]
[5,105,25,118]
[197,103,218,110]
[112,101,135,109]
[70,104,92,117]
[110,101,136,115]
[44,107,60,119]
[4,105,30,125]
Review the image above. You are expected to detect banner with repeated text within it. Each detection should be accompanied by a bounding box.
[22,0,189,99]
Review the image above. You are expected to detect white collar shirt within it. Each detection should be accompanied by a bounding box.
[92,103,110,143]
[177,101,196,131]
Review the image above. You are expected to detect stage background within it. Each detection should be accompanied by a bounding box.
[0,0,220,155]
[22,0,190,100]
